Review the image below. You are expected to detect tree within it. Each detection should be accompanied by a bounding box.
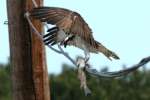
[0,62,11,100]
[50,64,150,100]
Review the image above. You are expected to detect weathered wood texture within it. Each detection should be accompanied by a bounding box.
[7,0,50,100]
[25,0,50,100]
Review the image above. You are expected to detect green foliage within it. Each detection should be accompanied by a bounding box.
[50,64,150,100]
[0,63,11,100]
[0,62,150,100]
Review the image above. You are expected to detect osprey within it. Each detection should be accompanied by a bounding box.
[30,7,119,61]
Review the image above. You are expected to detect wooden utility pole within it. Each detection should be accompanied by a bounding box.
[7,0,50,100]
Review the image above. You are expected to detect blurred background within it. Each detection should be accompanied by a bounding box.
[0,0,150,100]
[1,61,150,100]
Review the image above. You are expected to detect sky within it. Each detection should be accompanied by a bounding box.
[1,0,150,74]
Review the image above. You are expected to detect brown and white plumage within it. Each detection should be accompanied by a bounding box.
[30,7,119,60]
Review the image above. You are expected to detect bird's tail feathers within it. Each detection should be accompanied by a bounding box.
[97,42,120,60]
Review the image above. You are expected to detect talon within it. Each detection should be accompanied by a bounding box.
[60,38,68,48]
[84,51,90,63]
[85,58,89,63]
[60,40,67,48]
[60,41,64,45]
[64,41,67,48]
[63,35,75,48]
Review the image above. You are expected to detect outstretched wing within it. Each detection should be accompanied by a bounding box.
[31,7,97,47]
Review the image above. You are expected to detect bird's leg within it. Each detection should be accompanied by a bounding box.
[43,27,59,45]
[60,34,74,48]
[84,50,90,63]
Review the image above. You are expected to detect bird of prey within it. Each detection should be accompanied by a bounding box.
[30,7,119,61]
